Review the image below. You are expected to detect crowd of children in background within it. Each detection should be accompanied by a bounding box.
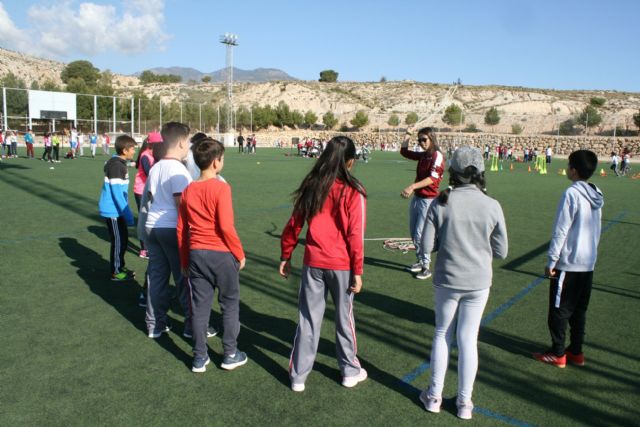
[0,118,619,420]
[0,127,111,161]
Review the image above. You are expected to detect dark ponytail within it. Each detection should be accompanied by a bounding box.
[437,166,486,205]
[292,135,366,222]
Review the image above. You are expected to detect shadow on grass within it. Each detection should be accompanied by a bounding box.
[364,256,408,273]
[1,163,102,222]
[87,224,141,255]
[58,236,191,367]
[0,163,29,170]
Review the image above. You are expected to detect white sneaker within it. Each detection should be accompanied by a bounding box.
[419,389,442,413]
[342,368,368,388]
[291,382,305,392]
[416,268,432,280]
[407,262,423,273]
[457,398,474,420]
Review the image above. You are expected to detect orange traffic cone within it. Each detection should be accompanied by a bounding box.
[527,166,531,173]
[600,168,607,177]
[509,163,514,171]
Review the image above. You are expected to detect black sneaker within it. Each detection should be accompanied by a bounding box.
[221,351,248,370]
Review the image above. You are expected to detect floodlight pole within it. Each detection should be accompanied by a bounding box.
[93,95,98,133]
[180,102,183,122]
[131,97,135,136]
[112,97,116,133]
[199,103,202,131]
[138,98,141,134]
[159,99,163,127]
[3,87,8,130]
[220,33,239,133]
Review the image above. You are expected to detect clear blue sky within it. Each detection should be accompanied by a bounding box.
[2,0,639,91]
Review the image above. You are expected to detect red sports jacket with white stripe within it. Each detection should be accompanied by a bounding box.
[280,179,366,275]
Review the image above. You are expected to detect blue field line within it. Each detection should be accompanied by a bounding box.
[398,211,627,425]
[474,407,537,427]
[601,211,627,233]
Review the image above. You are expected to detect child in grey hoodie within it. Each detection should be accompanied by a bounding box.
[534,150,603,368]
[419,146,508,420]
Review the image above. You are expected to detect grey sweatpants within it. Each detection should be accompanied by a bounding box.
[289,266,362,385]
[187,249,240,359]
[145,227,192,335]
[409,196,433,266]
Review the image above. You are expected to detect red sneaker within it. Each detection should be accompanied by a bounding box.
[533,351,566,368]
[565,350,585,366]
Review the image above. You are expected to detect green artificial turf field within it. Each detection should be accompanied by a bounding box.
[1,147,638,426]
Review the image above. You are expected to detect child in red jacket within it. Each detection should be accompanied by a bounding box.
[280,135,367,392]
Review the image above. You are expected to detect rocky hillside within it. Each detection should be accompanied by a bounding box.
[1,47,639,135]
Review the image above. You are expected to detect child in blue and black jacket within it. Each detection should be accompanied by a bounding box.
[98,135,137,281]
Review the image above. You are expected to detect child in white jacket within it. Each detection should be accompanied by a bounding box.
[534,150,603,368]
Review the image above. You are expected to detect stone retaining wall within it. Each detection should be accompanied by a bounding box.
[250,130,639,158]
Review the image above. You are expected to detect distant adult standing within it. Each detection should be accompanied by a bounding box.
[9,131,18,158]
[545,146,552,164]
[77,131,85,157]
[237,132,244,153]
[41,132,52,162]
[90,131,98,157]
[70,127,78,159]
[24,129,35,159]
[400,127,445,280]
[102,132,110,155]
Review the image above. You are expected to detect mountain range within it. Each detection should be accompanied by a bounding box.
[135,66,297,83]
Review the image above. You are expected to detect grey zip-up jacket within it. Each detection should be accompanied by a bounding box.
[547,180,603,272]
[422,185,508,291]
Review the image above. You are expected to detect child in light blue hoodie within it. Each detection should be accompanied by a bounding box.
[534,150,603,368]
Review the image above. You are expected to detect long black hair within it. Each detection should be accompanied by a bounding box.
[292,135,366,222]
[437,166,486,205]
[135,138,149,168]
[418,127,440,155]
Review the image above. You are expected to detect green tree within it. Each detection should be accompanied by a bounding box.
[61,60,100,87]
[387,114,400,127]
[484,107,500,128]
[589,97,606,107]
[405,111,418,125]
[139,70,181,84]
[511,123,524,135]
[380,76,387,83]
[304,110,318,128]
[274,101,292,128]
[559,118,576,135]
[319,69,338,83]
[350,110,369,129]
[201,76,212,83]
[252,104,276,130]
[30,80,40,90]
[0,72,28,117]
[463,123,480,133]
[442,104,464,126]
[291,110,305,128]
[41,80,61,91]
[322,111,338,129]
[576,105,602,132]
[633,110,640,132]
[236,106,252,129]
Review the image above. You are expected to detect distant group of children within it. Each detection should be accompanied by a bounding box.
[610,147,632,176]
[0,127,111,162]
[97,123,604,421]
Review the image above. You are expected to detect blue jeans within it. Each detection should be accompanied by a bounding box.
[409,196,433,266]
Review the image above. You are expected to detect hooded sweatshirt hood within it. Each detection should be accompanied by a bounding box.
[573,180,604,210]
[547,180,604,272]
